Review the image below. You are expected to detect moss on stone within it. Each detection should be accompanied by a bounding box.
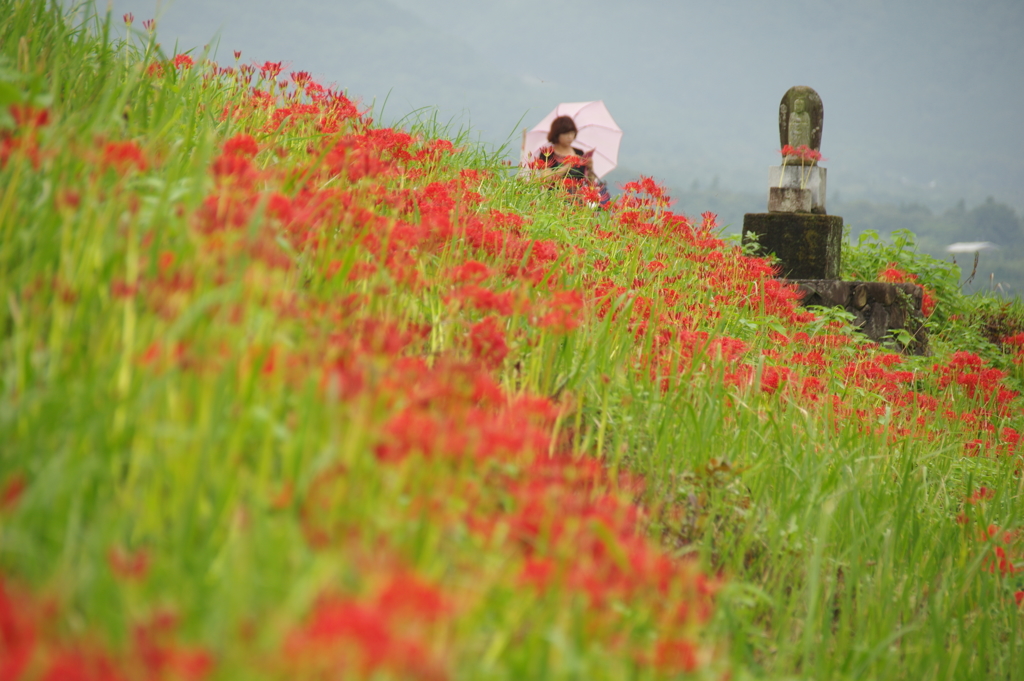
[742,213,843,279]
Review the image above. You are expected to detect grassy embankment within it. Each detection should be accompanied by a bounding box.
[2,2,1023,679]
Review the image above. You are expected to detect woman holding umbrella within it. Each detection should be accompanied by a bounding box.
[525,115,611,207]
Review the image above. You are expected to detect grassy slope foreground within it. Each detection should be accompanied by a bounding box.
[2,3,1024,679]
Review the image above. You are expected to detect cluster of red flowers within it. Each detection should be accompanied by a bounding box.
[779,144,823,163]
[176,73,729,669]
[283,566,450,681]
[957,489,1024,607]
[878,263,937,316]
[1,104,50,169]
[1005,332,1024,369]
[0,577,214,681]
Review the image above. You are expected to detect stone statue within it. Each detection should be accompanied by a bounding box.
[778,86,823,163]
[788,97,811,148]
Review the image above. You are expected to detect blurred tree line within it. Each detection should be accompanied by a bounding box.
[834,196,1023,296]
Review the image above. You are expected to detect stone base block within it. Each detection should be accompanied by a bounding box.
[769,165,826,214]
[742,213,843,279]
[768,187,811,212]
[791,279,929,355]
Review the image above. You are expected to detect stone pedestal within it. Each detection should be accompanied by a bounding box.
[791,280,929,355]
[768,165,826,214]
[742,213,843,279]
[768,187,811,212]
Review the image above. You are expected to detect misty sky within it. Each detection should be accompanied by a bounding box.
[99,0,1024,214]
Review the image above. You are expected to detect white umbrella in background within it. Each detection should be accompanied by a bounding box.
[521,101,623,179]
[945,242,996,253]
[946,241,997,286]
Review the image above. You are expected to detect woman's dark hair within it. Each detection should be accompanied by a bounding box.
[547,115,577,144]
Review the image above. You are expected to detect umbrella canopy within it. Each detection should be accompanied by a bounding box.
[522,101,622,179]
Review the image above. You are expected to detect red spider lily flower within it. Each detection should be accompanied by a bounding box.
[536,290,584,334]
[800,375,826,399]
[968,487,996,504]
[133,613,215,680]
[450,260,492,284]
[102,140,147,172]
[1,473,26,510]
[108,546,150,580]
[123,12,134,25]
[10,104,50,129]
[146,61,164,78]
[210,152,257,184]
[0,136,40,169]
[110,278,138,299]
[989,545,1017,576]
[519,557,557,591]
[157,251,176,272]
[375,574,449,622]
[710,336,748,362]
[1002,427,1020,456]
[921,289,936,316]
[573,183,602,205]
[265,103,321,133]
[0,581,37,680]
[468,317,508,369]
[222,133,259,158]
[290,71,312,86]
[652,638,700,673]
[1004,332,1024,349]
[1016,590,1024,607]
[448,285,514,315]
[318,90,361,128]
[876,264,936,315]
[173,54,194,69]
[259,61,283,80]
[414,138,455,163]
[266,192,292,221]
[983,525,1020,576]
[286,600,393,669]
[248,89,273,110]
[233,50,242,61]
[41,650,125,681]
[433,139,456,156]
[284,586,448,681]
[620,175,674,207]
[142,18,155,32]
[878,265,909,283]
[373,411,467,463]
[304,80,325,98]
[760,365,792,394]
[946,351,985,371]
[779,144,824,163]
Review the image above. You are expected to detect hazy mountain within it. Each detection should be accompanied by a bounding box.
[102,0,1024,217]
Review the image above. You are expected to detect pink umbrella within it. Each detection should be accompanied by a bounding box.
[521,101,622,179]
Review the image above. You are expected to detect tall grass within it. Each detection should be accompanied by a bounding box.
[1,2,1023,679]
